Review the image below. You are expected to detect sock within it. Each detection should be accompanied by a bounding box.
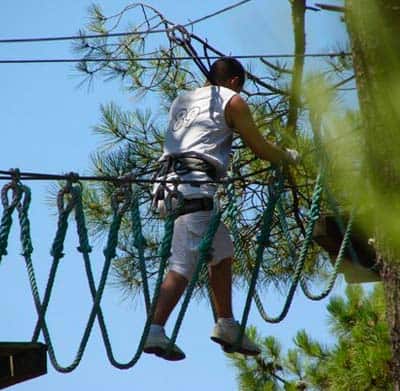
[149,324,165,336]
[217,317,236,327]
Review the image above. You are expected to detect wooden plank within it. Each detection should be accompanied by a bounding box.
[0,342,47,389]
[313,214,380,284]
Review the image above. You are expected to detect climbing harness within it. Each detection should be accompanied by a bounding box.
[152,152,218,216]
[155,152,219,182]
[158,197,214,217]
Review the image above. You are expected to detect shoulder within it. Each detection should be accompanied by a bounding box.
[225,95,254,130]
[227,94,247,109]
[226,94,250,118]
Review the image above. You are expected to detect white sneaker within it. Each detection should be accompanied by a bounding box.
[210,321,261,356]
[144,333,186,361]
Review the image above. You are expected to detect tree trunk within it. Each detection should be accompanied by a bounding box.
[287,0,306,137]
[345,1,400,389]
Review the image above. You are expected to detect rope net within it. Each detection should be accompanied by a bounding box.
[0,163,356,372]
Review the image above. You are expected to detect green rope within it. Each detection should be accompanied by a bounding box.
[300,210,354,300]
[252,174,324,323]
[324,183,360,264]
[130,186,151,312]
[238,175,281,345]
[73,183,159,370]
[56,184,180,370]
[226,171,283,352]
[223,161,244,264]
[26,182,133,372]
[0,182,22,259]
[15,181,66,372]
[71,183,121,368]
[222,166,317,325]
[31,183,76,341]
[0,160,360,372]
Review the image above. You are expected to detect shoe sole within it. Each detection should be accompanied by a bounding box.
[210,336,260,356]
[143,346,186,361]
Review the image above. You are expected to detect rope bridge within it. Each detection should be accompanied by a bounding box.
[0,165,358,381]
[0,5,373,388]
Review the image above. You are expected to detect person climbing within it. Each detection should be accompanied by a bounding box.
[144,57,299,361]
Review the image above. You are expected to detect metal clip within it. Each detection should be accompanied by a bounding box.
[164,181,184,217]
[167,24,191,45]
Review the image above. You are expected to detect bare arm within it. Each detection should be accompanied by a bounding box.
[226,95,289,164]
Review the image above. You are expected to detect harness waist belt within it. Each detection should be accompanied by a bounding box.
[173,157,217,181]
[158,153,218,182]
[179,198,214,216]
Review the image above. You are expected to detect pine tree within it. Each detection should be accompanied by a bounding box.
[229,285,392,390]
[345,1,400,388]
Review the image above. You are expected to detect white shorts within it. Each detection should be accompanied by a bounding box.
[168,210,234,280]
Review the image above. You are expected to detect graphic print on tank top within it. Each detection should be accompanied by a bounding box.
[172,106,201,132]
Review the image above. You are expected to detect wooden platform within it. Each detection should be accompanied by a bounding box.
[313,214,380,284]
[0,343,47,389]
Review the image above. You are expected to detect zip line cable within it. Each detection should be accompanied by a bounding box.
[0,30,166,44]
[0,0,351,66]
[184,0,252,27]
[0,52,351,65]
[0,0,252,45]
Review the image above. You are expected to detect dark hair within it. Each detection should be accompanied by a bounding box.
[208,57,245,88]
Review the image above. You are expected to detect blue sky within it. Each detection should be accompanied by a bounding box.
[0,1,354,390]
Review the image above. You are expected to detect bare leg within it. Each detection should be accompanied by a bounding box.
[153,270,188,326]
[208,257,234,319]
[209,257,260,356]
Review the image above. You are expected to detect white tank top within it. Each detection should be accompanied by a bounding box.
[160,85,237,198]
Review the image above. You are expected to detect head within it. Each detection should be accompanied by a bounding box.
[208,57,245,93]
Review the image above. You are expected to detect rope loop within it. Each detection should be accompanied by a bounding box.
[167,24,191,45]
[56,173,82,213]
[57,182,76,215]
[16,183,34,258]
[1,180,23,210]
[0,174,24,259]
[1,169,24,209]
[51,183,78,260]
[16,183,32,218]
